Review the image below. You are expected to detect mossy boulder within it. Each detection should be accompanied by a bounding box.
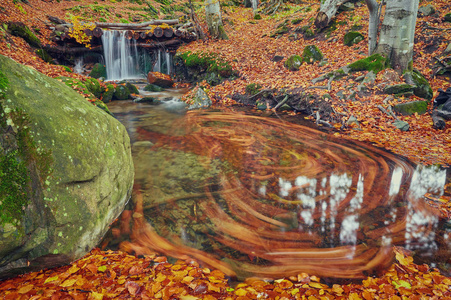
[188,87,212,110]
[89,63,107,79]
[113,84,130,100]
[270,23,289,37]
[347,53,388,74]
[343,31,364,46]
[125,82,139,95]
[302,45,323,64]
[445,13,451,22]
[384,84,414,96]
[393,100,428,116]
[404,69,433,100]
[101,83,115,103]
[0,54,133,279]
[144,84,164,92]
[296,25,314,38]
[284,55,303,71]
[84,78,102,98]
[8,22,41,48]
[174,51,235,85]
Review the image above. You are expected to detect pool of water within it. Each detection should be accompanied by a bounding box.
[102,95,451,281]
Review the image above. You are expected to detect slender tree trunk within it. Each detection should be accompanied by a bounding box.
[205,0,228,39]
[315,0,351,29]
[375,0,419,72]
[364,0,379,55]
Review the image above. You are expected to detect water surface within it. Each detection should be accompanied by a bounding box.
[103,97,451,281]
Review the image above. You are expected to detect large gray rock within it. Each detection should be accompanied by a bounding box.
[0,55,133,278]
[188,87,212,110]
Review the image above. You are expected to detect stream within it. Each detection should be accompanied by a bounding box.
[102,87,451,282]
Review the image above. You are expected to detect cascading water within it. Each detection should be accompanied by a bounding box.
[152,49,173,75]
[102,30,140,80]
[101,30,174,80]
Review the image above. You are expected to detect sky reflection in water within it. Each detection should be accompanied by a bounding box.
[104,100,451,281]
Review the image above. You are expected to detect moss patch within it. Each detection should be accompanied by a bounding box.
[284,55,303,71]
[302,45,323,64]
[245,83,262,95]
[8,22,41,48]
[174,51,236,85]
[347,53,388,74]
[393,100,428,116]
[343,31,364,46]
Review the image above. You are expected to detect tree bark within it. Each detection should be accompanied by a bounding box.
[374,0,419,72]
[315,0,351,29]
[205,0,228,39]
[364,0,379,55]
[94,19,179,29]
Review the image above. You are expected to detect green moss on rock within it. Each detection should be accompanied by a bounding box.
[84,78,102,98]
[284,55,303,71]
[343,31,364,46]
[113,84,130,100]
[8,22,41,48]
[144,84,163,92]
[89,63,107,79]
[302,45,323,64]
[101,84,115,103]
[445,13,451,22]
[393,100,428,116]
[347,53,388,74]
[174,51,235,85]
[125,82,139,95]
[404,69,433,100]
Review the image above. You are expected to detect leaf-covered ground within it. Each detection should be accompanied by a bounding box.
[0,0,450,298]
[0,247,450,299]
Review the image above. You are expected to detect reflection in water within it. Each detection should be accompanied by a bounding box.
[103,101,450,280]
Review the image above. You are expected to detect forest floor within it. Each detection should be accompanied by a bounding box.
[0,0,450,299]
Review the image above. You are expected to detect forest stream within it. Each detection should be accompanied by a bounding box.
[102,88,451,282]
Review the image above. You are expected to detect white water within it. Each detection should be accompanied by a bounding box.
[101,30,174,80]
[102,30,141,80]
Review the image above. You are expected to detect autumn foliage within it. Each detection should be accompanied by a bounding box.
[0,0,450,298]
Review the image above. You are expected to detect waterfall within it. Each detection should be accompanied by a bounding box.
[102,30,141,80]
[152,49,173,75]
[101,30,174,80]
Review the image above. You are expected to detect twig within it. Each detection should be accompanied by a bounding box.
[274,95,289,110]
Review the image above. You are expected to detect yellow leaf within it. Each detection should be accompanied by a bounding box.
[235,288,247,296]
[98,265,107,272]
[349,292,362,300]
[67,265,80,274]
[180,296,200,300]
[60,278,77,287]
[309,282,328,289]
[44,275,59,284]
[18,284,34,294]
[90,291,104,300]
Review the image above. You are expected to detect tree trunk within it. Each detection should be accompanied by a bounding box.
[364,0,379,55]
[375,0,419,72]
[205,0,228,39]
[315,0,351,29]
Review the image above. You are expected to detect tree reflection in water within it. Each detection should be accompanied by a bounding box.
[103,105,450,281]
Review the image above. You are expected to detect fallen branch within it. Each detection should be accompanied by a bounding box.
[274,95,289,110]
[377,104,397,119]
[95,19,179,29]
